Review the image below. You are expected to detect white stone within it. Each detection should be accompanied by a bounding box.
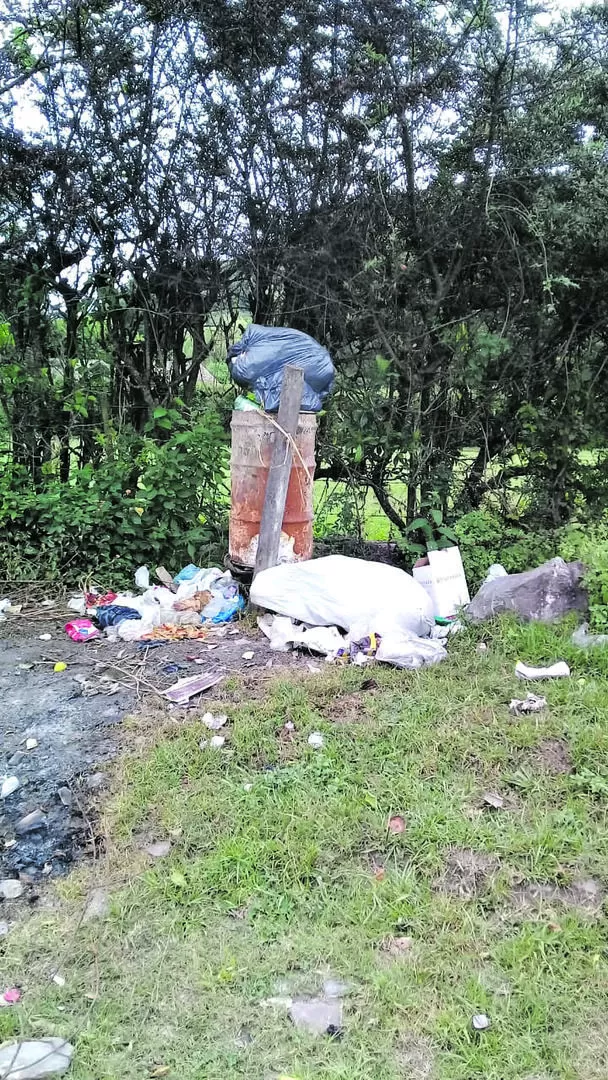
[0,1037,74,1078]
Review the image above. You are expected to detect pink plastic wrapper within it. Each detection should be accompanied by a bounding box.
[65,618,99,642]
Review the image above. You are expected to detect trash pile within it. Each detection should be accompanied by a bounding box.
[251,555,448,669]
[65,564,244,644]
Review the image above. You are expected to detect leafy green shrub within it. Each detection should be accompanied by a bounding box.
[454,510,555,591]
[559,519,608,632]
[0,403,229,584]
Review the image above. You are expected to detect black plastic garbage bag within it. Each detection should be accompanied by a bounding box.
[467,557,587,623]
[228,324,335,412]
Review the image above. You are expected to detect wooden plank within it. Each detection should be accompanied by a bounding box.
[254,365,304,577]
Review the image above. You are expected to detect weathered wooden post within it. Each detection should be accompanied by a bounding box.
[253,365,304,577]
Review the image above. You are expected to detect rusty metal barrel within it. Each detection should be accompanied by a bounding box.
[229,410,316,567]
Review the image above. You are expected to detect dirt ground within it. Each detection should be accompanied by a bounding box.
[0,604,303,884]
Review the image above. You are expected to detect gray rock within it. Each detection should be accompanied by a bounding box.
[7,753,25,768]
[82,888,110,922]
[288,998,343,1036]
[15,810,47,835]
[467,558,587,623]
[0,1037,74,1078]
[57,789,72,808]
[0,880,24,900]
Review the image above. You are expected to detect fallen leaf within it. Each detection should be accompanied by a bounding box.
[373,867,386,881]
[547,921,562,932]
[388,815,406,834]
[149,1067,170,1078]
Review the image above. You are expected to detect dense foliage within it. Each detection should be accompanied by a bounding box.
[1,0,608,579]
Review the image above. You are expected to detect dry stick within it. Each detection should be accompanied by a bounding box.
[254,365,305,577]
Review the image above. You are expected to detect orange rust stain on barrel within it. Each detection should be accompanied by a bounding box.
[229,410,316,567]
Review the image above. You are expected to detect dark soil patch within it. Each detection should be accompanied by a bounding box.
[435,847,500,899]
[535,737,573,774]
[511,877,604,914]
[0,609,304,884]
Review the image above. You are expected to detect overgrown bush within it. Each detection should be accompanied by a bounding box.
[454,510,555,591]
[0,403,229,584]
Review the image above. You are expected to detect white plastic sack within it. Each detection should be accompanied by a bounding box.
[251,556,434,639]
[412,546,470,618]
[376,632,447,669]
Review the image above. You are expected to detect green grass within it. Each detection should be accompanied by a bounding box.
[2,618,608,1078]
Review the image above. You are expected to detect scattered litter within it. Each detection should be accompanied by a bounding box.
[141,624,209,642]
[0,879,24,900]
[163,672,224,705]
[509,693,547,715]
[242,651,254,660]
[388,815,406,835]
[57,788,73,807]
[64,618,99,642]
[243,783,253,792]
[161,662,187,675]
[53,662,67,673]
[155,565,177,592]
[0,599,11,621]
[471,1013,491,1031]
[25,739,38,750]
[307,662,321,673]
[1,776,20,799]
[515,660,569,680]
[96,604,142,629]
[0,922,8,937]
[307,732,324,749]
[135,565,150,589]
[228,628,240,636]
[51,973,66,988]
[39,633,52,641]
[476,642,488,654]
[376,632,447,669]
[0,988,21,1007]
[571,622,608,648]
[201,712,228,730]
[482,792,504,810]
[67,596,86,614]
[144,840,171,858]
[15,809,47,835]
[467,557,587,623]
[288,998,342,1037]
[0,1037,74,1078]
[83,888,110,922]
[209,735,226,749]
